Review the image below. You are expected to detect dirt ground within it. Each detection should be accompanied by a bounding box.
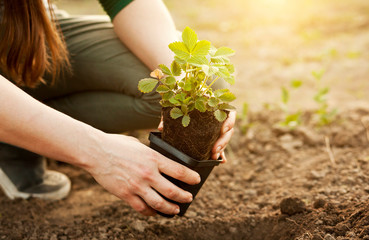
[2,0,369,239]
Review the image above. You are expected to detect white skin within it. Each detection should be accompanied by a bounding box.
[0,0,235,216]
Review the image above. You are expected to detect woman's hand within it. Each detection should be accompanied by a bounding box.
[158,110,236,162]
[211,111,236,162]
[84,133,201,216]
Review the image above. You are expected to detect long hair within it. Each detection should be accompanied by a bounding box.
[0,0,70,87]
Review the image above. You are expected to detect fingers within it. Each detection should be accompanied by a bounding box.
[157,155,201,185]
[127,195,156,216]
[157,116,164,131]
[151,173,193,203]
[140,187,180,215]
[221,110,236,134]
[212,128,234,159]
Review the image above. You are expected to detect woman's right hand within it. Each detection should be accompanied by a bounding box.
[83,133,201,216]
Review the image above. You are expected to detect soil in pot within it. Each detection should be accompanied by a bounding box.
[162,107,225,160]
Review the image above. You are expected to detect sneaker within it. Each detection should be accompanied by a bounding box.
[0,143,71,200]
[0,169,71,200]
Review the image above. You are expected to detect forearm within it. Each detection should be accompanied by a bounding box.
[0,75,101,169]
[112,0,177,70]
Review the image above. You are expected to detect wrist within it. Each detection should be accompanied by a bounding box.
[71,124,105,171]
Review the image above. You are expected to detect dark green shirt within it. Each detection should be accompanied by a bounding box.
[98,0,134,20]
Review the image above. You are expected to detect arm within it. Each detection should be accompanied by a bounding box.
[112,0,177,70]
[0,75,200,216]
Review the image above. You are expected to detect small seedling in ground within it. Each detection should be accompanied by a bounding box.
[237,102,253,134]
[278,79,303,128]
[311,70,337,125]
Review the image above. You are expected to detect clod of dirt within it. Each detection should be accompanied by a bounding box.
[280,197,306,215]
[313,199,327,209]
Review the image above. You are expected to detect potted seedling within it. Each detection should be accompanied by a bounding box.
[138,27,236,217]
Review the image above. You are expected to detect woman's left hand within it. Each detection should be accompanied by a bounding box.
[211,111,236,162]
[158,110,236,163]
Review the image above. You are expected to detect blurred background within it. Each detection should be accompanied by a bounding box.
[56,0,369,112]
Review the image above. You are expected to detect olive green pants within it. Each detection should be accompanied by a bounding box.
[25,15,162,133]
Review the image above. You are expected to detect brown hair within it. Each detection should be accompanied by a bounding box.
[0,0,70,87]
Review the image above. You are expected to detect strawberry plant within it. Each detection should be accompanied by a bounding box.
[138,26,236,127]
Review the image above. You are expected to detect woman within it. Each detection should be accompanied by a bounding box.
[0,0,235,216]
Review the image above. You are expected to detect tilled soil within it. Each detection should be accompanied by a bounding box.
[2,109,369,240]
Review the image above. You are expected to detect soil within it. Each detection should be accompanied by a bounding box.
[2,109,369,239]
[162,108,223,160]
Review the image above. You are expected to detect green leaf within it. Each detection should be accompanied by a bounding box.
[159,64,171,75]
[216,67,230,78]
[226,64,235,74]
[214,47,235,57]
[281,87,289,104]
[156,85,170,93]
[163,91,175,100]
[211,56,230,64]
[181,105,188,115]
[187,56,208,66]
[174,56,186,65]
[169,97,180,105]
[218,103,236,110]
[202,65,219,76]
[171,61,182,76]
[192,40,211,56]
[214,110,227,122]
[159,100,173,107]
[183,97,193,105]
[290,79,302,88]
[182,115,190,127]
[195,99,206,112]
[182,27,198,52]
[214,89,230,98]
[184,81,193,91]
[219,92,236,102]
[312,69,325,81]
[138,78,158,93]
[224,76,235,85]
[170,107,183,119]
[162,76,176,88]
[208,97,219,107]
[174,92,187,102]
[169,41,190,60]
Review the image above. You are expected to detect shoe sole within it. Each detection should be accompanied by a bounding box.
[0,169,71,200]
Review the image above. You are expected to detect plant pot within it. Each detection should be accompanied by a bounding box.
[149,132,222,217]
[162,107,225,160]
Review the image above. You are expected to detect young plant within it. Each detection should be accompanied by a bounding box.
[237,102,253,135]
[138,27,236,127]
[279,79,303,128]
[311,70,337,125]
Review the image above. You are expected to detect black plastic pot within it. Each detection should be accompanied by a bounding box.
[149,132,222,217]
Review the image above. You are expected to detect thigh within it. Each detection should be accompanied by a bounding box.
[24,16,151,102]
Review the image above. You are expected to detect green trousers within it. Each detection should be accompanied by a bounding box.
[25,15,162,133]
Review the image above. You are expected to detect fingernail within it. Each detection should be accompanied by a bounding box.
[216,153,220,160]
[196,174,201,183]
[174,207,180,214]
[188,194,193,202]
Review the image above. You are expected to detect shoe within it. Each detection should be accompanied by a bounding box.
[0,169,71,200]
[0,143,71,200]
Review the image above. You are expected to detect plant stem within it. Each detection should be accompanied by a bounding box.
[204,76,220,93]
